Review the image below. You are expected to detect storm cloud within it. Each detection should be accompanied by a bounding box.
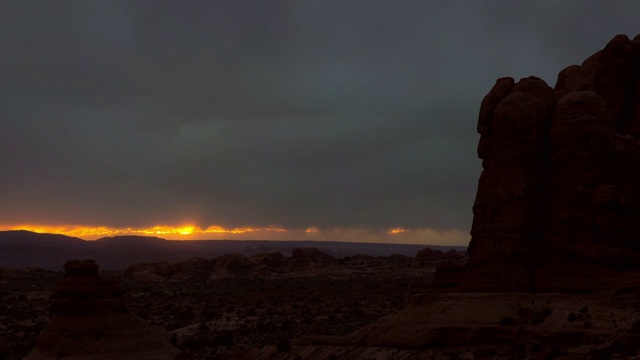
[1,1,639,243]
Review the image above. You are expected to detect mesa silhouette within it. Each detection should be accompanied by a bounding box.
[0,230,462,270]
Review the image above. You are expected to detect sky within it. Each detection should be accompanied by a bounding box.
[1,1,639,244]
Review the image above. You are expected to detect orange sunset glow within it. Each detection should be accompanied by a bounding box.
[0,224,466,245]
[388,227,408,234]
[1,224,288,240]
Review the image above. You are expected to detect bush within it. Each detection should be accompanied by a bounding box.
[629,319,640,333]
[276,339,291,352]
[531,307,552,325]
[500,316,514,326]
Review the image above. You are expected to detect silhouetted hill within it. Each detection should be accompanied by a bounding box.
[95,235,167,244]
[0,231,465,270]
[0,230,90,269]
[0,230,85,245]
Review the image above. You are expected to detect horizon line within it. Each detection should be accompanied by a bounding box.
[0,224,469,246]
[3,229,469,248]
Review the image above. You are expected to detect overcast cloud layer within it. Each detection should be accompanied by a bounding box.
[1,1,639,243]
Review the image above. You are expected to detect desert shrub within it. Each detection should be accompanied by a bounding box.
[198,322,209,333]
[531,307,552,325]
[174,308,194,324]
[530,342,543,353]
[510,342,526,359]
[244,307,257,317]
[629,319,640,333]
[279,319,293,330]
[150,290,165,297]
[500,316,515,326]
[276,339,291,352]
[181,336,207,350]
[347,307,365,320]
[166,322,182,331]
[443,350,463,360]
[136,309,150,320]
[209,331,234,347]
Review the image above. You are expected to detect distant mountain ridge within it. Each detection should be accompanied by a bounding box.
[0,230,466,270]
[0,230,85,245]
[95,235,168,243]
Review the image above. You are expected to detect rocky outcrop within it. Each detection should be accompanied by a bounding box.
[124,248,348,282]
[124,261,173,282]
[49,259,126,316]
[125,257,215,282]
[461,34,640,290]
[234,290,640,360]
[289,247,338,270]
[414,248,467,265]
[25,260,179,359]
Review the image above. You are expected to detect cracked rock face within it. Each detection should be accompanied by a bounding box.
[463,34,640,290]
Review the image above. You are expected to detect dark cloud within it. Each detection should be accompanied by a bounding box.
[2,1,639,242]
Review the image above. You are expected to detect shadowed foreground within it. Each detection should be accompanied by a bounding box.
[24,260,179,360]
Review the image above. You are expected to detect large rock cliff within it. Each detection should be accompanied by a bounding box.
[461,34,640,290]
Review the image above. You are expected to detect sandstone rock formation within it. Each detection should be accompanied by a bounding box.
[462,34,640,290]
[230,35,640,360]
[289,247,338,270]
[124,247,348,282]
[26,260,179,360]
[125,257,215,282]
[414,248,467,265]
[212,253,250,277]
[125,261,177,282]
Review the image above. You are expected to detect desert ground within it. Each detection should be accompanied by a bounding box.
[0,250,447,360]
[5,249,640,359]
